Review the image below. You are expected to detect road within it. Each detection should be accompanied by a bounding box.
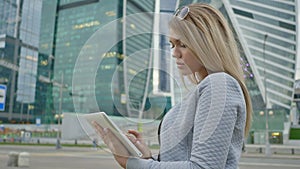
[239,155,300,169]
[0,145,299,169]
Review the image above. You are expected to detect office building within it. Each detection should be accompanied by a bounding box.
[37,0,174,123]
[179,0,297,113]
[0,0,42,123]
[177,0,298,144]
[0,0,176,124]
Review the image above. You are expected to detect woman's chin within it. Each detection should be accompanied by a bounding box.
[180,70,193,76]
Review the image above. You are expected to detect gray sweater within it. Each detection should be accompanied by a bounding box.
[126,72,246,169]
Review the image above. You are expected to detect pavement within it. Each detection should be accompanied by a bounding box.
[0,144,300,169]
[0,145,122,169]
[243,144,300,156]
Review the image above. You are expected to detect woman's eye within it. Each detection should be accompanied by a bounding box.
[169,41,185,48]
[169,43,174,49]
[180,42,186,48]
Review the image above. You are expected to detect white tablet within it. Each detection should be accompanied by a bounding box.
[83,112,143,157]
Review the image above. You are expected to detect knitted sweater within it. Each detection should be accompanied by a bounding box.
[126,72,246,169]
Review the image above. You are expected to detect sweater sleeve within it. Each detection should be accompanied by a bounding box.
[126,74,241,169]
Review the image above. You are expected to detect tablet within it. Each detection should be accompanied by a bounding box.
[83,112,143,157]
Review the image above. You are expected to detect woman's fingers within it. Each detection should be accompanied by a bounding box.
[92,122,111,147]
[92,121,130,157]
[92,122,114,150]
[92,121,105,138]
[126,133,137,143]
[126,130,152,159]
[127,129,142,139]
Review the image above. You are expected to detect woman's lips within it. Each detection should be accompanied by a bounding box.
[176,62,185,69]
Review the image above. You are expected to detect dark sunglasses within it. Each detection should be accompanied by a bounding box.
[174,6,190,20]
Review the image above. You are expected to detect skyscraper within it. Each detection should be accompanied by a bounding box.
[223,0,297,113]
[37,0,173,124]
[0,0,175,124]
[176,0,298,144]
[0,0,42,123]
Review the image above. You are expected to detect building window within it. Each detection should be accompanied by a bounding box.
[233,8,253,19]
[279,21,295,31]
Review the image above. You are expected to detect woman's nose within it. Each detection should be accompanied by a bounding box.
[172,47,181,58]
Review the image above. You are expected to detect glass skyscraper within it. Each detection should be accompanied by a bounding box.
[0,0,174,124]
[224,0,297,112]
[177,0,298,144]
[178,0,297,112]
[0,0,42,123]
[38,0,123,121]
[36,0,173,124]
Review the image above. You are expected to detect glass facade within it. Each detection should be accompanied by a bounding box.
[17,0,42,105]
[0,35,18,119]
[39,0,122,119]
[227,0,296,112]
[177,0,297,111]
[0,0,174,124]
[55,0,118,112]
[177,0,298,144]
[0,0,18,123]
[157,0,177,94]
[122,0,155,118]
[34,0,172,124]
[0,0,17,36]
[16,0,42,122]
[35,0,58,124]
[0,0,42,123]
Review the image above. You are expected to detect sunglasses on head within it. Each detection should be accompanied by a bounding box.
[174,6,190,20]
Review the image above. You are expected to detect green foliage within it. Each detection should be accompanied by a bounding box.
[289,128,300,140]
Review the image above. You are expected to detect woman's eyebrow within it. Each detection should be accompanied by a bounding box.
[169,39,179,44]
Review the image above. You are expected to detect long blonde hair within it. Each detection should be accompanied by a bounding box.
[169,3,252,136]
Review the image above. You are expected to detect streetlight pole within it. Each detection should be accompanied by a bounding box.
[56,73,64,149]
[263,34,271,156]
[38,71,67,149]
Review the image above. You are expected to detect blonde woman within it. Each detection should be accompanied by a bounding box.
[93,3,252,169]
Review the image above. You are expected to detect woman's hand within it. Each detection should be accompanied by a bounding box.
[92,121,129,168]
[126,129,152,159]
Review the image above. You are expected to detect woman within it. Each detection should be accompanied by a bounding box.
[93,3,252,169]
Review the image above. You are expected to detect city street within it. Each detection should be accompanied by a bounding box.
[0,145,300,169]
[239,155,300,169]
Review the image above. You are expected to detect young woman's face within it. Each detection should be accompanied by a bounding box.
[169,36,206,76]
